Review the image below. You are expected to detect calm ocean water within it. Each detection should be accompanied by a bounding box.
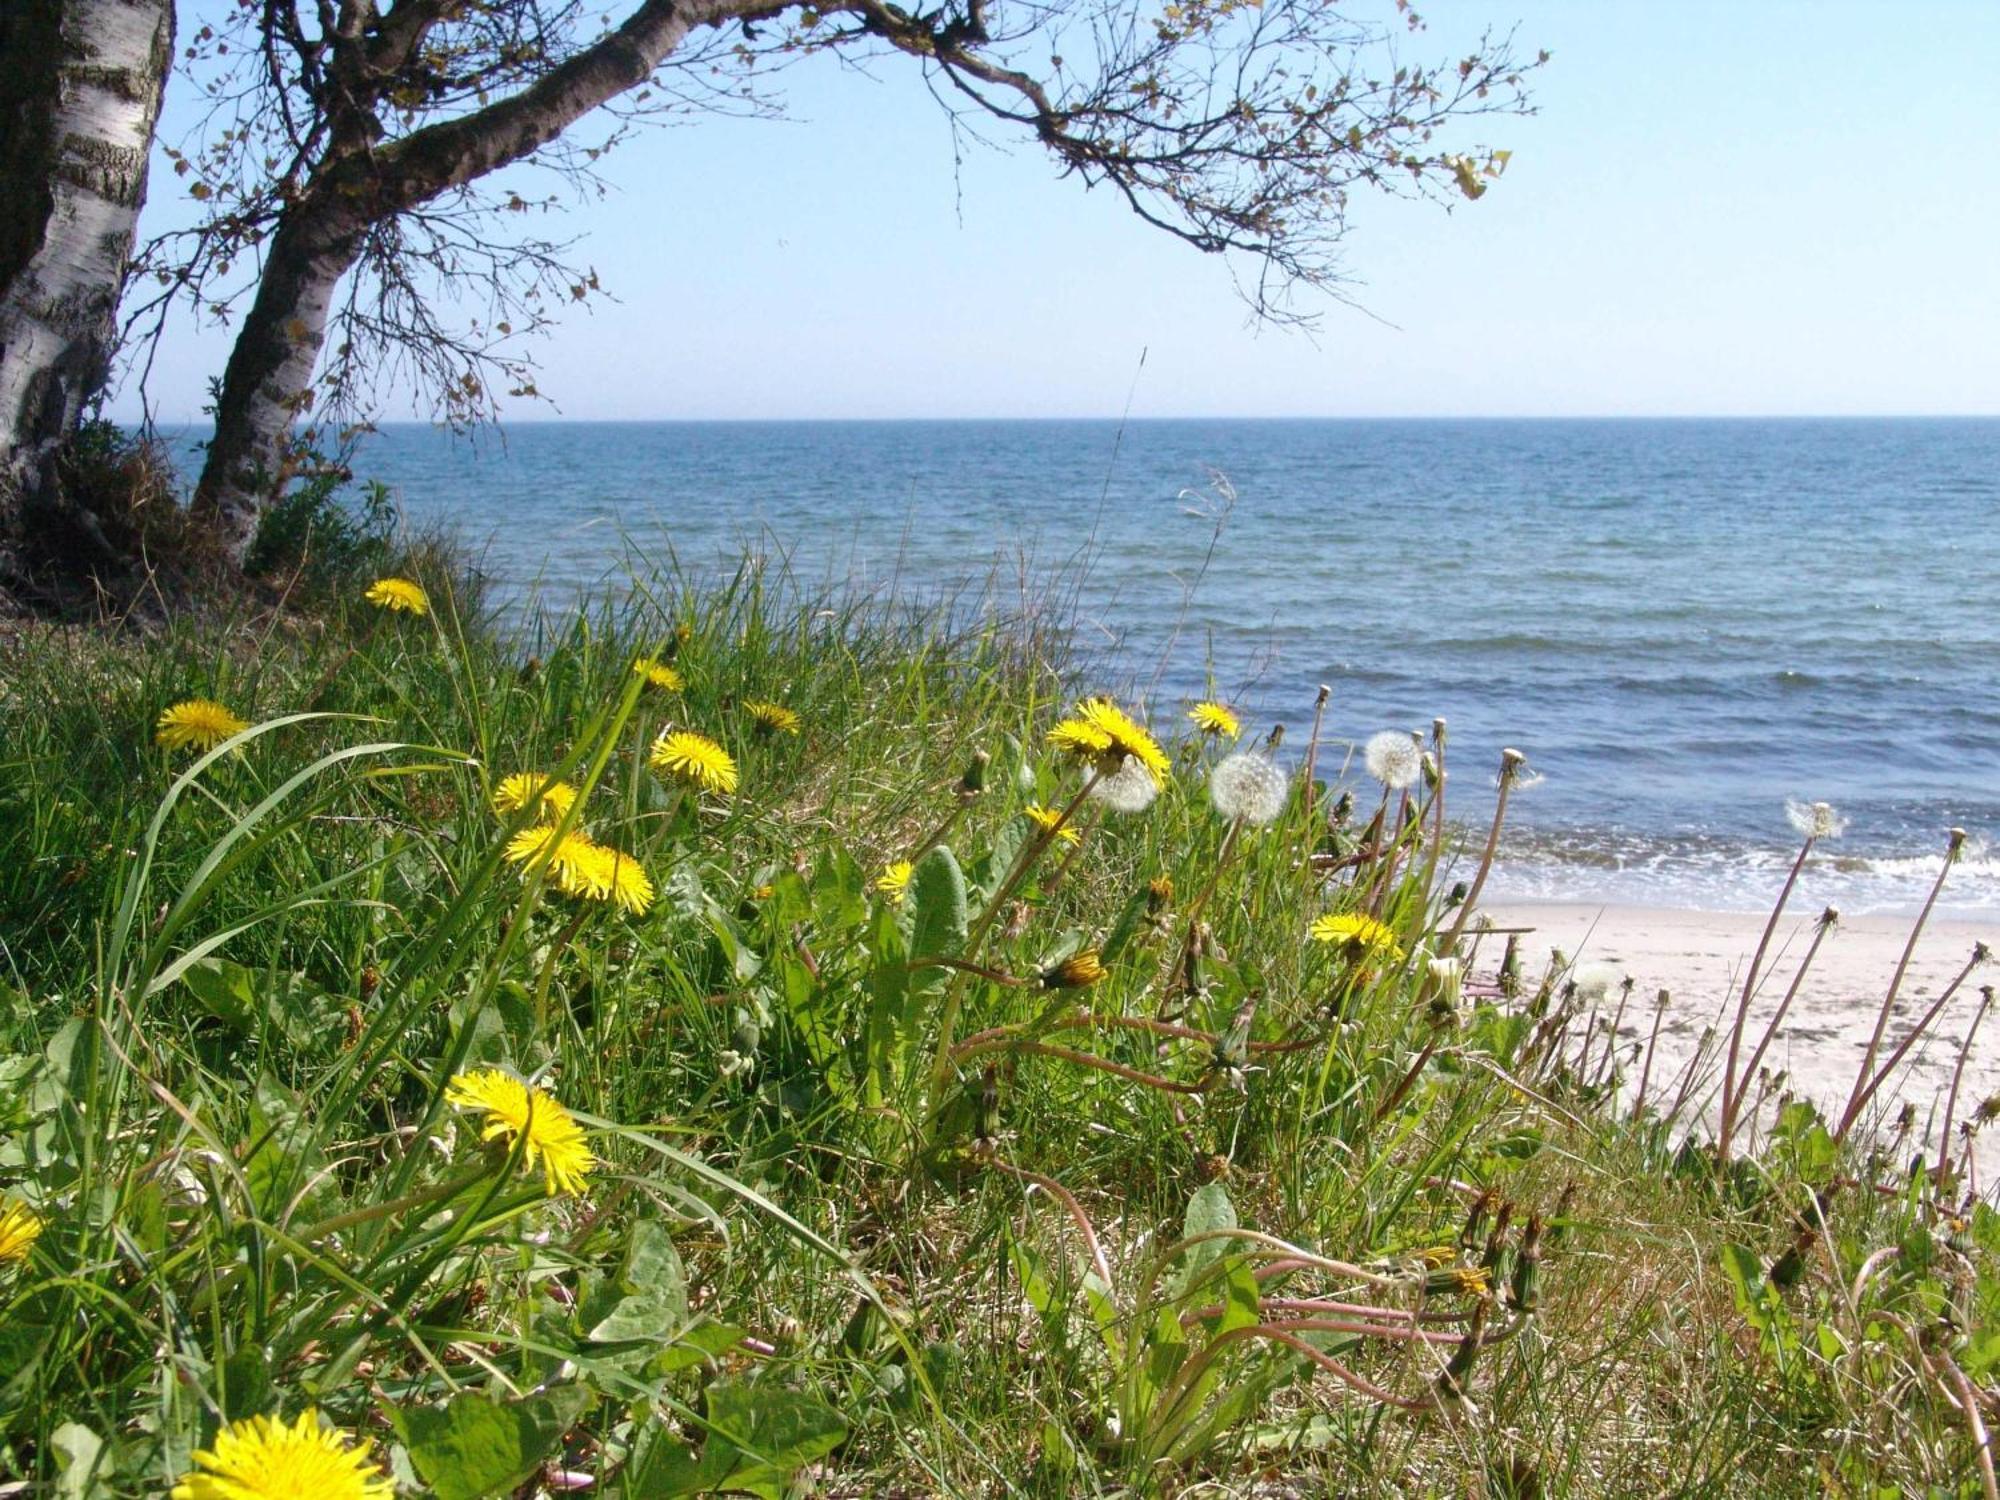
[171,418,2000,916]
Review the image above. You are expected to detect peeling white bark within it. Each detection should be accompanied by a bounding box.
[0,0,172,490]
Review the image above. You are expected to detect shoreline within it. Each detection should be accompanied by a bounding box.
[1482,900,1997,1157]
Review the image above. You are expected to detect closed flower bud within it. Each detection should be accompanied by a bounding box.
[959,749,990,795]
[1041,950,1106,991]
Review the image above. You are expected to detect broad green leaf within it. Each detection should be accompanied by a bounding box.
[395,1386,591,1500]
[586,1221,689,1344]
[905,845,968,962]
[622,1380,846,1499]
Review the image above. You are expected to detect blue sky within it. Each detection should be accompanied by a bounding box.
[115,1,2000,422]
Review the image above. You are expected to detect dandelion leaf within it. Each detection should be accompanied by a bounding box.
[583,1220,690,1345]
[1172,1181,1240,1293]
[622,1379,846,1499]
[905,845,968,962]
[395,1386,591,1500]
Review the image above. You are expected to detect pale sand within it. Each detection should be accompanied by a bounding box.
[1480,902,1997,1158]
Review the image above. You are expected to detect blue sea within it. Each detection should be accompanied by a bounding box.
[172,417,2000,916]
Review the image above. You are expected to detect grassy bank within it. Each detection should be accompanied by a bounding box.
[0,553,1995,1498]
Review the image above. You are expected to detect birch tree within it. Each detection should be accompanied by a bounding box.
[143,0,1540,560]
[0,0,174,565]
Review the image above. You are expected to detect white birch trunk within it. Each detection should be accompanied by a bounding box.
[0,0,173,497]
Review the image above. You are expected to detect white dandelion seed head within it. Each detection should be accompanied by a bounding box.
[1208,750,1289,827]
[1569,961,1626,1003]
[1785,799,1847,840]
[1364,730,1423,790]
[1089,757,1160,815]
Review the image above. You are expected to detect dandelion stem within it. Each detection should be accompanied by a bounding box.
[985,1157,1112,1285]
[1940,986,1994,1183]
[926,770,1102,1107]
[1300,683,1331,819]
[1837,829,1967,1140]
[1838,944,1986,1144]
[1160,815,1242,1010]
[1717,832,1816,1165]
[1632,989,1670,1120]
[1726,907,1837,1140]
[1444,749,1526,951]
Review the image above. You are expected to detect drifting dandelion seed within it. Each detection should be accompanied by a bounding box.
[649,730,738,794]
[170,1410,394,1500]
[155,698,250,752]
[1785,799,1848,840]
[1208,750,1289,827]
[445,1069,596,1196]
[1364,730,1422,790]
[1088,756,1160,815]
[362,577,430,616]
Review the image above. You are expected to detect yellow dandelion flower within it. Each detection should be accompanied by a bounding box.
[170,1409,393,1500]
[586,843,656,916]
[633,656,684,692]
[445,1069,595,1196]
[875,860,914,904]
[1024,804,1082,845]
[363,577,430,616]
[1189,701,1242,739]
[0,1199,41,1265]
[503,824,606,899]
[1048,697,1170,789]
[1309,911,1405,962]
[649,730,738,794]
[1041,950,1107,991]
[744,700,801,736]
[491,772,579,824]
[156,698,251,753]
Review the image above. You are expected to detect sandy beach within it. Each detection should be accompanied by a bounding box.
[1481,901,1998,1164]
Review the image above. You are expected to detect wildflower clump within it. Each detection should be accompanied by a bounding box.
[156,698,250,752]
[650,730,739,794]
[170,1409,393,1500]
[446,1069,596,1196]
[362,577,430,615]
[502,824,653,915]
